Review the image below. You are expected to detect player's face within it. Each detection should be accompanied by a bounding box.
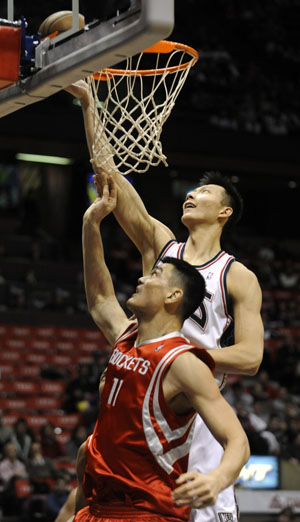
[181,184,228,226]
[127,264,175,315]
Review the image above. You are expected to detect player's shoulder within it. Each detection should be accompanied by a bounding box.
[172,347,214,374]
[227,260,261,295]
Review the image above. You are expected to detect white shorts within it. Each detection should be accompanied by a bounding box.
[188,415,239,522]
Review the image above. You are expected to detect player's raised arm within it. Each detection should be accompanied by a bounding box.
[82,176,132,346]
[210,261,264,375]
[168,352,250,508]
[66,80,174,274]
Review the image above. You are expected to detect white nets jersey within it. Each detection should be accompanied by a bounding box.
[155,241,239,522]
[155,240,235,390]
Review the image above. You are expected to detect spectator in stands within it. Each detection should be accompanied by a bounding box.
[271,386,292,419]
[248,402,280,455]
[63,364,94,413]
[234,401,269,455]
[0,441,28,488]
[0,441,28,518]
[89,349,109,389]
[62,385,86,414]
[27,441,59,493]
[65,424,89,462]
[0,409,13,456]
[266,415,290,458]
[65,364,92,397]
[289,432,300,466]
[39,422,64,461]
[11,417,35,462]
[45,473,71,522]
[278,260,299,289]
[223,379,254,409]
[272,335,299,390]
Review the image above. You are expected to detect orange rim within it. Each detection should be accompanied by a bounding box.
[93,40,199,81]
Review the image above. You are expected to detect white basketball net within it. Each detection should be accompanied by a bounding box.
[88,41,198,175]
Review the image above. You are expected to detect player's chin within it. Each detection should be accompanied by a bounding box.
[181,212,191,223]
[126,295,136,311]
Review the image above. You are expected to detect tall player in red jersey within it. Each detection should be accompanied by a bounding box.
[66,81,263,521]
[74,177,249,522]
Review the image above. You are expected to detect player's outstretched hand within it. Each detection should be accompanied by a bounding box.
[172,471,221,509]
[64,79,90,109]
[83,176,117,223]
[92,169,108,198]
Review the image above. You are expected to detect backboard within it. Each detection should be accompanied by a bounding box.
[0,0,174,118]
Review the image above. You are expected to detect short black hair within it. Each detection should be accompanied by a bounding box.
[162,257,206,322]
[198,170,244,227]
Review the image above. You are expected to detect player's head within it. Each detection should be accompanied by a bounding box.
[161,257,206,321]
[198,171,243,227]
[182,170,243,231]
[127,257,205,324]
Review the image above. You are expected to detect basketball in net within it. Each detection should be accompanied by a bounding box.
[88,40,199,175]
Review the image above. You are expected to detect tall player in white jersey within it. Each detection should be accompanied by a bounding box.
[66,81,264,522]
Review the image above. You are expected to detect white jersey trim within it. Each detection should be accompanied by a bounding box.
[142,344,196,475]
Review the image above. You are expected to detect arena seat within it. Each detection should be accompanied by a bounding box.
[39,380,65,396]
[0,363,15,378]
[14,478,33,499]
[14,365,41,379]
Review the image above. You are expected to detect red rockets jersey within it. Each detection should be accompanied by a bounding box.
[155,241,235,390]
[83,323,215,521]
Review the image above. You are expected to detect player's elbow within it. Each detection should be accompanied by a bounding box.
[243,435,251,465]
[246,351,263,376]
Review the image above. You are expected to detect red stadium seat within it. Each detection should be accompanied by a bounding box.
[78,341,99,353]
[40,380,65,396]
[49,414,80,430]
[25,353,51,365]
[13,381,40,394]
[10,326,32,338]
[0,350,22,362]
[55,340,76,352]
[0,364,15,378]
[34,326,58,338]
[25,415,48,431]
[30,339,52,351]
[58,328,79,340]
[55,459,77,476]
[82,329,105,341]
[5,338,27,350]
[15,365,41,379]
[14,479,33,498]
[0,397,27,410]
[29,396,62,411]
[51,354,73,366]
[3,414,18,425]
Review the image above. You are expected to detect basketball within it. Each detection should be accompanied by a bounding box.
[38,10,85,37]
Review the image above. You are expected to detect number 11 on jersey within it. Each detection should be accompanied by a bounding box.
[107,378,124,406]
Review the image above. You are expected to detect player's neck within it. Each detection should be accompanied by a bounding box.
[184,224,222,265]
[135,315,182,346]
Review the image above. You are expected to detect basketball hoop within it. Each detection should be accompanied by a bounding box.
[88,40,199,175]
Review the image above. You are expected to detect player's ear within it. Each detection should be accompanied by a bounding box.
[165,288,183,306]
[219,206,233,219]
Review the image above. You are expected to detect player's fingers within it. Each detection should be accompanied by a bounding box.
[101,182,110,200]
[108,176,117,200]
[93,174,104,197]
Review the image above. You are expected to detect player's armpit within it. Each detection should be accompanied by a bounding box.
[211,261,264,375]
[89,296,133,347]
[166,352,250,493]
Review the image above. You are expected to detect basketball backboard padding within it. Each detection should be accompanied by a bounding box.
[0,0,174,118]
